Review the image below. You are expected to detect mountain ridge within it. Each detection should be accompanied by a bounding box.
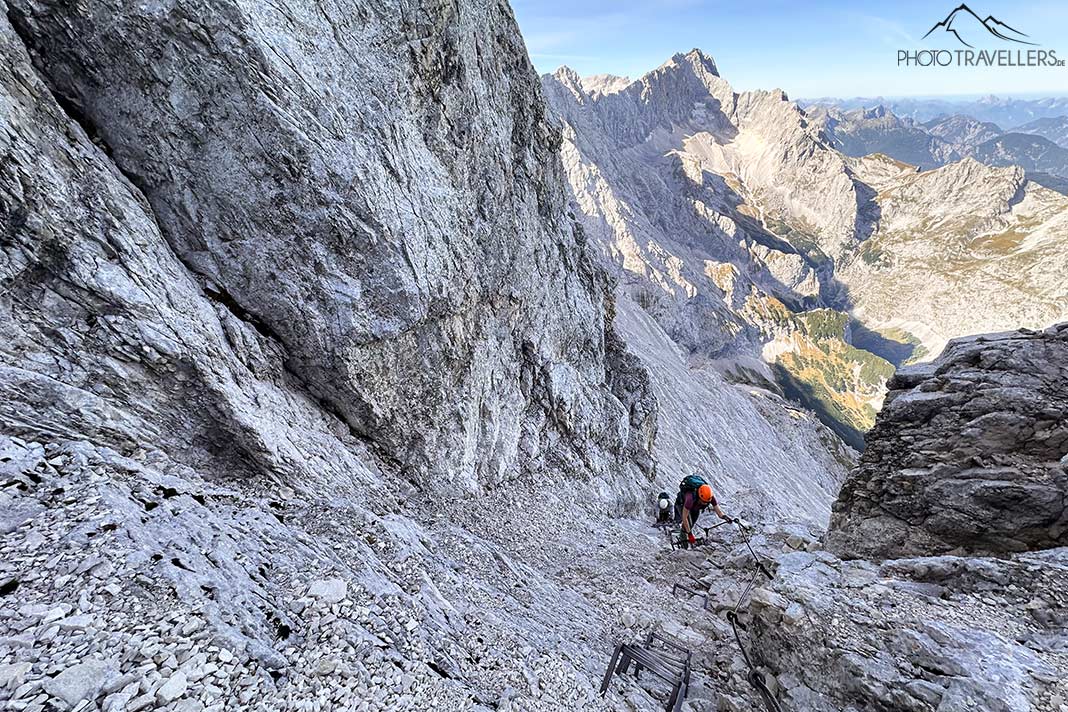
[544,50,1068,446]
[801,95,1068,128]
[809,102,1068,192]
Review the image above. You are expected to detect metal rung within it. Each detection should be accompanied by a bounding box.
[600,639,692,712]
[646,631,693,661]
[671,582,710,610]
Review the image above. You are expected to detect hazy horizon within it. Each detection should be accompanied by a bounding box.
[513,0,1068,98]
[541,60,1068,101]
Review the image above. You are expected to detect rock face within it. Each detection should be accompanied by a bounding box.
[0,1,673,708]
[2,0,654,494]
[545,52,866,267]
[827,323,1068,560]
[751,549,1068,712]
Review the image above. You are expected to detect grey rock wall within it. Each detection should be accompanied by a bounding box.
[2,0,655,494]
[750,549,1068,711]
[0,5,354,486]
[827,323,1068,559]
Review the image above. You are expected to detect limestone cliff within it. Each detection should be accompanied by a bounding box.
[0,2,672,709]
[541,52,1068,452]
[2,0,654,496]
[746,324,1068,711]
[827,323,1068,560]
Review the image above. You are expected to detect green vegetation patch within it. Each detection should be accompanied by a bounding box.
[797,309,849,340]
[858,240,889,267]
[772,325,895,450]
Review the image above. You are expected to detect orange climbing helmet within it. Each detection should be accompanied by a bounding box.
[697,484,714,504]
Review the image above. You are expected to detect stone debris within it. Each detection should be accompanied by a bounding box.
[41,659,115,709]
[750,549,1068,712]
[156,671,188,704]
[0,661,32,690]
[2,424,1065,712]
[307,581,347,606]
[0,431,827,712]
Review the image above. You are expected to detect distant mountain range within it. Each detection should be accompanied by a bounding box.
[1015,116,1068,146]
[804,105,956,170]
[806,104,1068,193]
[543,50,1068,448]
[800,96,1068,129]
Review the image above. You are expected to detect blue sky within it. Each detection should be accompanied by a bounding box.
[511,0,1068,98]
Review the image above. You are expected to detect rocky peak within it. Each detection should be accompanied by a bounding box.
[923,114,1003,151]
[551,65,586,99]
[862,104,888,120]
[674,48,720,78]
[579,73,632,97]
[826,323,1068,559]
[639,48,730,110]
[543,48,736,152]
[941,154,1022,186]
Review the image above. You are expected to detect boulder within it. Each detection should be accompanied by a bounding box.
[43,659,116,709]
[827,323,1068,560]
[750,549,1068,712]
[156,671,188,704]
[0,662,32,691]
[307,579,347,605]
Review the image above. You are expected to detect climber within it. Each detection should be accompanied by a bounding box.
[655,491,673,526]
[674,473,731,548]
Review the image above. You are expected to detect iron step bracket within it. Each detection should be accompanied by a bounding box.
[645,629,691,656]
[671,582,710,610]
[600,638,692,712]
[665,528,708,550]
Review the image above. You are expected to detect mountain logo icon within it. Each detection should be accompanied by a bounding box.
[922,4,1038,48]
